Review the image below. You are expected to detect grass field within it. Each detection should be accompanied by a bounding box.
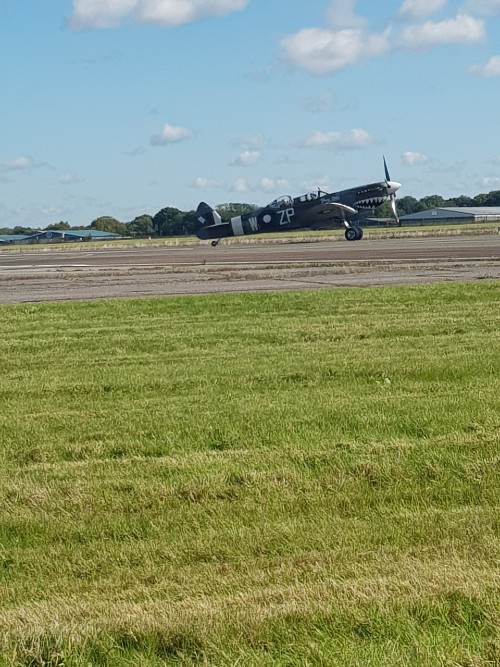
[0,283,499,666]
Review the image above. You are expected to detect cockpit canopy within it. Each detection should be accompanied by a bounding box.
[268,191,324,209]
[295,191,320,204]
[268,195,293,209]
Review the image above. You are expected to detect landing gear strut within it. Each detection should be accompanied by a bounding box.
[345,226,363,241]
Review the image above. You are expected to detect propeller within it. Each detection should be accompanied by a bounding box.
[383,156,401,226]
[384,155,391,183]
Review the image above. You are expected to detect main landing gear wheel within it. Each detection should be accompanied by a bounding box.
[345,226,363,241]
[211,239,220,247]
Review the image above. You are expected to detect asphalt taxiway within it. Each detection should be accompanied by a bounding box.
[0,234,499,303]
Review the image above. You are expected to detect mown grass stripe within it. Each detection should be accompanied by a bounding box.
[0,282,499,665]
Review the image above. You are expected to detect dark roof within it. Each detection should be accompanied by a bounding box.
[63,229,122,238]
[26,229,122,239]
[0,234,30,242]
[1,230,123,245]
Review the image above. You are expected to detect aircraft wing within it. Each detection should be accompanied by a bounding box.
[306,202,359,231]
[312,202,358,217]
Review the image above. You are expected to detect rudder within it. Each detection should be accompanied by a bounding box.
[196,202,222,228]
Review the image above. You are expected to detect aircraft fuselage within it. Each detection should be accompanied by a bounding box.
[195,170,401,242]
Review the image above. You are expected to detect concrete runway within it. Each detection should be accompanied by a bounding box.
[0,234,499,303]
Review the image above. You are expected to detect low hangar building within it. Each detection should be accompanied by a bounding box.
[26,229,122,242]
[0,234,30,244]
[0,230,122,244]
[400,207,500,225]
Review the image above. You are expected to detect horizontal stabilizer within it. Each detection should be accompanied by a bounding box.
[195,203,232,240]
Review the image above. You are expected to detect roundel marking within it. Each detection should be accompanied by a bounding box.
[263,214,272,223]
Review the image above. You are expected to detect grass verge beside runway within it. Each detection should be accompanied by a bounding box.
[0,283,499,665]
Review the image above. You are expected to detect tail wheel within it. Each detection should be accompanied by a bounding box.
[211,239,220,247]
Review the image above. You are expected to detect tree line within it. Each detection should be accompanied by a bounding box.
[0,203,255,237]
[390,190,500,216]
[2,190,500,237]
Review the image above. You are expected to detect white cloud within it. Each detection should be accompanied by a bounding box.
[281,27,390,75]
[231,150,261,166]
[398,0,447,19]
[230,133,266,150]
[0,156,34,172]
[302,128,375,150]
[191,177,210,188]
[190,176,224,188]
[69,0,250,29]
[281,4,490,75]
[469,55,500,76]
[69,0,136,29]
[398,14,485,51]
[480,176,500,189]
[256,177,290,193]
[151,123,193,145]
[326,0,367,28]
[299,175,336,192]
[57,172,83,185]
[231,178,249,193]
[229,177,290,194]
[139,0,249,25]
[402,151,429,165]
[0,201,76,228]
[462,0,500,15]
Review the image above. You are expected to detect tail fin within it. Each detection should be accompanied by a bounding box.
[196,202,222,228]
[195,202,231,240]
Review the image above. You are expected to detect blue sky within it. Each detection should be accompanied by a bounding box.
[1,0,500,228]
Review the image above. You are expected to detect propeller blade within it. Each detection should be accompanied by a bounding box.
[384,156,401,224]
[383,155,391,182]
[390,194,400,226]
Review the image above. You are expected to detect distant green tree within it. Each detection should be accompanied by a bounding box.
[46,221,71,231]
[446,195,474,208]
[128,215,154,236]
[479,190,500,206]
[152,207,188,236]
[90,216,127,235]
[372,198,416,219]
[12,226,38,235]
[418,195,446,210]
[372,201,393,218]
[396,196,420,216]
[473,193,489,206]
[183,210,204,235]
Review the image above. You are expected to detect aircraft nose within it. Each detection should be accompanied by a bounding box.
[386,181,401,195]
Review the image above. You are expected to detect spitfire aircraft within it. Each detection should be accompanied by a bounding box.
[195,158,401,245]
